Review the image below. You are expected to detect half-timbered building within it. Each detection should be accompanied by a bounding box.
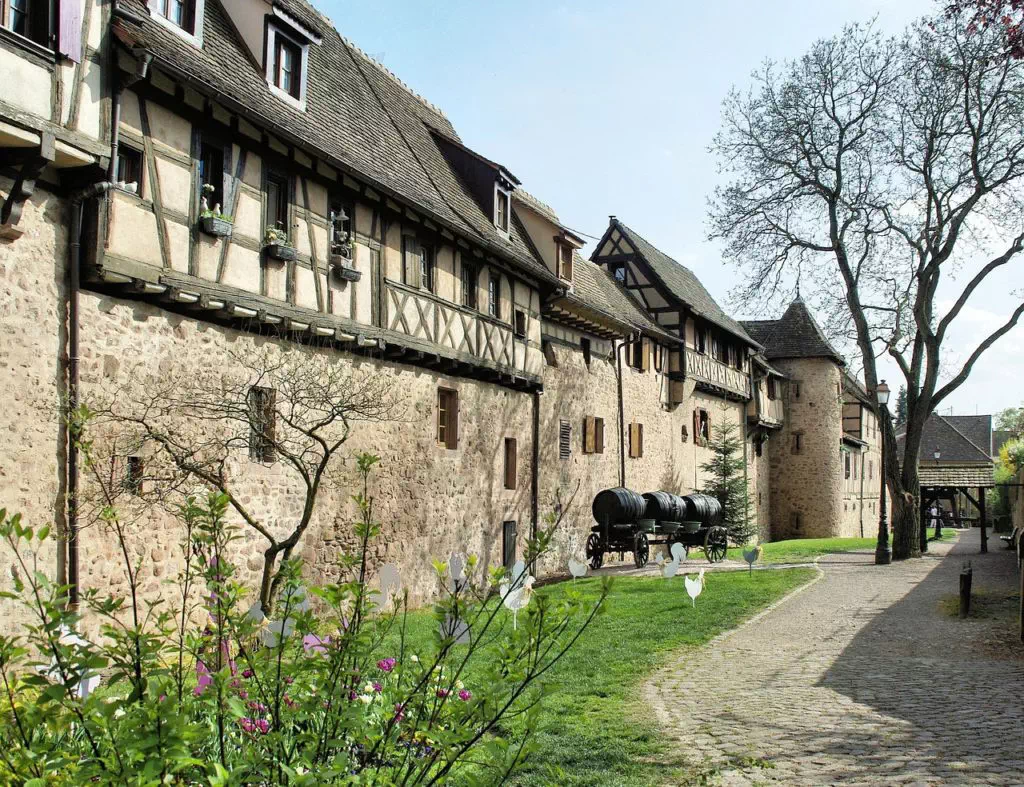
[0,0,879,629]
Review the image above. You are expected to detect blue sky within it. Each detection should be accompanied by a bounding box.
[324,0,1022,419]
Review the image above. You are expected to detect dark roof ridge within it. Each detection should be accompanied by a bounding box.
[936,413,991,458]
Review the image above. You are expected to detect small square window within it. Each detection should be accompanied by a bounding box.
[613,265,626,284]
[115,146,143,191]
[514,309,526,339]
[437,388,459,449]
[124,456,144,496]
[580,337,591,367]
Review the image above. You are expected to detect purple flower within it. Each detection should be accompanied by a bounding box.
[436,689,450,699]
[239,717,256,734]
[393,702,405,722]
[283,694,297,709]
[247,701,268,714]
[348,691,356,702]
[242,669,253,679]
[255,719,270,735]
[238,689,248,700]
[229,678,242,690]
[303,633,330,656]
[284,676,294,685]
[194,661,213,696]
[377,658,396,673]
[373,682,383,693]
[458,689,472,702]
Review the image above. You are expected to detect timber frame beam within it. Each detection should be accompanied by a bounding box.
[0,131,55,240]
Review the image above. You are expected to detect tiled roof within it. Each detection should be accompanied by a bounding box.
[943,415,992,457]
[607,220,754,345]
[918,465,995,488]
[896,413,993,464]
[741,299,845,365]
[565,253,675,340]
[112,0,559,286]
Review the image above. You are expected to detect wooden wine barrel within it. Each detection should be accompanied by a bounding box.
[592,487,646,525]
[642,491,686,523]
[681,494,723,526]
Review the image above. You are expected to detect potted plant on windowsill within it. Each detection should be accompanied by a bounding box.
[329,231,361,281]
[263,225,297,262]
[198,184,233,237]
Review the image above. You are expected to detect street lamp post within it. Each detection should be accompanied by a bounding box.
[875,380,892,566]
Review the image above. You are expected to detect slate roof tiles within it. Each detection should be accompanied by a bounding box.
[741,299,845,365]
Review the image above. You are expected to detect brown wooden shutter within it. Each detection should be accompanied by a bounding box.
[705,411,711,443]
[628,423,637,458]
[638,423,644,457]
[504,438,517,489]
[596,417,605,454]
[59,0,83,62]
[693,410,699,444]
[584,416,595,454]
[641,339,650,372]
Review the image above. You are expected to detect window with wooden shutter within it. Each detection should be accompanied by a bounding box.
[489,274,501,319]
[514,309,526,338]
[629,422,644,458]
[629,338,643,370]
[504,438,517,489]
[580,337,591,367]
[402,236,424,289]
[559,420,571,459]
[59,0,82,60]
[559,244,573,281]
[249,386,276,462]
[583,416,595,454]
[437,389,459,449]
[595,417,605,454]
[641,338,651,372]
[461,260,477,309]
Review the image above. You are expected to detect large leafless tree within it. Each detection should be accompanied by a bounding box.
[709,16,1024,559]
[88,342,400,610]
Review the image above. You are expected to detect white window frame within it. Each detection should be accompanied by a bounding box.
[148,0,205,47]
[494,183,511,237]
[266,24,309,111]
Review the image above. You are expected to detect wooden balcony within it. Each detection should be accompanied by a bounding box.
[685,352,751,399]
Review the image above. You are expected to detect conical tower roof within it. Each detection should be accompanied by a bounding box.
[740,299,845,365]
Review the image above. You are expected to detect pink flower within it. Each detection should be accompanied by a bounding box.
[373,682,383,693]
[436,689,449,699]
[284,676,294,685]
[283,694,297,709]
[303,633,331,656]
[255,719,270,735]
[393,702,405,722]
[458,689,472,702]
[238,689,248,700]
[242,669,254,679]
[239,717,256,734]
[194,661,213,696]
[377,658,396,673]
[247,701,268,714]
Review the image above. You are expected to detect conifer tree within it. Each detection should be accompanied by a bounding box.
[700,419,755,545]
[895,385,908,427]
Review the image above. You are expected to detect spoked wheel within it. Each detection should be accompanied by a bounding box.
[586,532,604,570]
[704,526,728,563]
[633,532,650,568]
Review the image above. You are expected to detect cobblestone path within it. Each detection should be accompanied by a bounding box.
[645,529,1024,785]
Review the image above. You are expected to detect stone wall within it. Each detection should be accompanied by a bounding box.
[767,358,845,539]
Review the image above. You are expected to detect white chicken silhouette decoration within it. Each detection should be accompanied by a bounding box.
[499,559,535,630]
[684,568,706,608]
[743,545,762,575]
[654,542,686,579]
[566,533,589,582]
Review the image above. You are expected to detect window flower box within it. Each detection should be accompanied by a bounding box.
[265,243,297,262]
[331,255,361,281]
[199,215,233,238]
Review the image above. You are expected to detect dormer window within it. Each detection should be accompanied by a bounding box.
[558,244,573,281]
[266,24,310,109]
[494,186,510,234]
[148,0,203,44]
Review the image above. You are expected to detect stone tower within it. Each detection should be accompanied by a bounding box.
[743,299,848,539]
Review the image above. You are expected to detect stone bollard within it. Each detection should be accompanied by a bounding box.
[959,562,973,619]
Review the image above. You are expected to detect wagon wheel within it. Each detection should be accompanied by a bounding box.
[704,526,728,564]
[633,532,650,568]
[586,533,604,570]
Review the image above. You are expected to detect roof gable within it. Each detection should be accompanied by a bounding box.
[896,413,993,464]
[591,219,753,345]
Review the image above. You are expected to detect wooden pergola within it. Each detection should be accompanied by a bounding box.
[918,464,996,553]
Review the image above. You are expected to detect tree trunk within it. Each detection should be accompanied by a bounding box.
[891,487,920,559]
[885,406,922,560]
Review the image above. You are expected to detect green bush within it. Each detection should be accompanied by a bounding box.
[0,454,606,785]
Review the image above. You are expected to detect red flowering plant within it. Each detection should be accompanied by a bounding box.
[0,426,608,784]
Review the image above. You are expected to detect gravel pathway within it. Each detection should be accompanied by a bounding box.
[644,529,1024,785]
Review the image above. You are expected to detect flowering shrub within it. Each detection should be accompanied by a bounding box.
[0,452,606,784]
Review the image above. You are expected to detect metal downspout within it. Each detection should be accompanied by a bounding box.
[530,389,540,574]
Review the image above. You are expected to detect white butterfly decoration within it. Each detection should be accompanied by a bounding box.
[684,568,706,608]
[440,553,470,644]
[369,563,402,610]
[499,559,535,631]
[743,545,762,575]
[655,542,686,579]
[41,626,101,699]
[247,584,311,648]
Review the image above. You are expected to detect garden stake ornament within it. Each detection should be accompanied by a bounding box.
[499,559,535,630]
[684,568,705,608]
[566,533,589,582]
[743,545,762,575]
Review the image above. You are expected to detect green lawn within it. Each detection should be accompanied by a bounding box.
[726,536,876,565]
[927,526,959,543]
[385,568,815,786]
